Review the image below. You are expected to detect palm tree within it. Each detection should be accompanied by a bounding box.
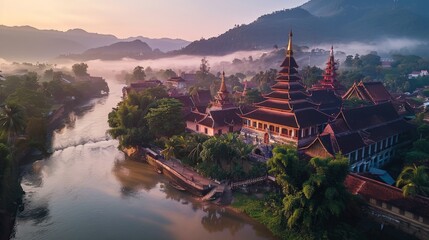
[0,104,26,146]
[161,145,175,161]
[396,164,429,197]
[188,142,203,164]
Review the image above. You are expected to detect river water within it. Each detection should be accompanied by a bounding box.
[11,75,276,240]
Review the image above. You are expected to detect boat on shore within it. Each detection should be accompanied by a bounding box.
[169,181,186,191]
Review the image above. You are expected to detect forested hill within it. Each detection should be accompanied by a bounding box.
[177,0,429,55]
[60,40,164,61]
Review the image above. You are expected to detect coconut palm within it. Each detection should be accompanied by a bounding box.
[188,142,203,164]
[396,164,429,197]
[0,104,26,146]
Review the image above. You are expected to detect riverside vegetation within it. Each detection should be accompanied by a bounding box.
[0,63,109,240]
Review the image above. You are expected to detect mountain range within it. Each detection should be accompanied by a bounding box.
[178,0,429,55]
[0,25,189,61]
[61,40,164,61]
[2,0,429,61]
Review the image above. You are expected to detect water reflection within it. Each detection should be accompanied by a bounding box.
[112,158,161,197]
[13,77,276,240]
[201,206,243,234]
[17,201,50,226]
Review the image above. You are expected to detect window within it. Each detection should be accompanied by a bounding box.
[281,128,287,135]
[275,127,279,133]
[196,125,199,131]
[258,123,262,129]
[252,122,256,128]
[264,124,267,129]
[204,128,208,134]
[269,125,274,131]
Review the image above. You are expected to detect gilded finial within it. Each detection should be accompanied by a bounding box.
[287,30,293,56]
[219,71,227,93]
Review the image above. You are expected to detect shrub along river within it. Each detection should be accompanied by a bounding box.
[11,74,276,240]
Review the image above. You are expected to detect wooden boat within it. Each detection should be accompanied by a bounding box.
[169,181,186,191]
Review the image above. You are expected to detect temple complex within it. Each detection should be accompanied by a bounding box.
[301,102,413,172]
[241,31,330,147]
[185,72,242,136]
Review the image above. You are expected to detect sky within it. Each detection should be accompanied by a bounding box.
[0,0,308,41]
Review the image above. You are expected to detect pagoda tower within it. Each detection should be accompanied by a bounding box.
[209,71,234,110]
[313,46,344,93]
[241,31,330,146]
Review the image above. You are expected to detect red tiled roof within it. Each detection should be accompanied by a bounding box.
[271,82,306,91]
[197,108,242,128]
[172,95,194,108]
[190,90,212,107]
[361,82,392,103]
[280,56,299,68]
[341,102,400,131]
[309,89,342,109]
[242,109,299,128]
[345,174,429,218]
[185,110,205,123]
[210,108,242,127]
[255,99,292,111]
[276,75,301,82]
[294,108,331,128]
[264,91,309,101]
[343,81,392,104]
[279,67,298,75]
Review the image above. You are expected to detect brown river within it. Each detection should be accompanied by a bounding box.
[11,74,276,240]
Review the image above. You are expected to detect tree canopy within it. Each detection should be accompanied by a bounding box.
[72,63,88,77]
[268,146,352,237]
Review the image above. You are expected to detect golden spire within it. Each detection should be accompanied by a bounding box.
[287,30,293,56]
[219,71,227,93]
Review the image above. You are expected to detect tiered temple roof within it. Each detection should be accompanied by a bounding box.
[185,72,242,133]
[312,46,344,93]
[242,31,329,135]
[302,102,413,157]
[210,72,234,110]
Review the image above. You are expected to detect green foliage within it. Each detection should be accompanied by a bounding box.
[0,104,26,145]
[268,146,352,236]
[342,98,372,109]
[72,63,88,77]
[396,164,429,197]
[145,98,184,138]
[250,69,277,93]
[6,88,51,117]
[132,66,146,81]
[108,87,181,148]
[243,89,263,105]
[267,146,308,194]
[197,133,254,181]
[301,66,323,87]
[232,193,312,240]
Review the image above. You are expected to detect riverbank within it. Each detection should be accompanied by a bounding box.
[1,93,110,240]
